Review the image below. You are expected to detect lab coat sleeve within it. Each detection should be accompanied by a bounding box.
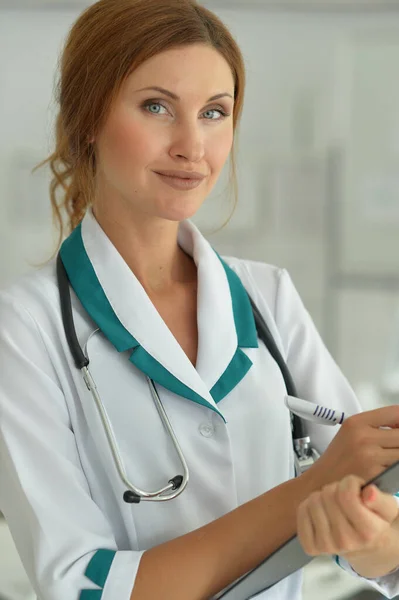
[274,268,399,598]
[0,291,144,600]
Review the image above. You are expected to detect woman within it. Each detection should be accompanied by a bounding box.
[1,1,399,599]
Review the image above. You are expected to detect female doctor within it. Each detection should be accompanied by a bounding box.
[2,1,399,599]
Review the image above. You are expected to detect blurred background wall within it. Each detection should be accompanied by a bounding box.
[2,1,399,599]
[3,1,399,401]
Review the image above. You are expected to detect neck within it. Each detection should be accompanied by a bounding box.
[91,204,196,294]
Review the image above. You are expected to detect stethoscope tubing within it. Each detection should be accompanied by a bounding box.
[82,354,189,501]
[57,252,308,503]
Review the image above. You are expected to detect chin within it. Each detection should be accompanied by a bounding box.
[156,201,204,223]
[159,210,198,223]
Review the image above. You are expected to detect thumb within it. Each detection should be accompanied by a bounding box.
[362,485,399,524]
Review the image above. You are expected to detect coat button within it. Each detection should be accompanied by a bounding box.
[199,423,214,438]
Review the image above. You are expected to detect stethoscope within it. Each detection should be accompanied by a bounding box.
[56,253,318,505]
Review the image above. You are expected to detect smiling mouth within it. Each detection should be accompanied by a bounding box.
[154,172,205,189]
[154,170,206,181]
[159,174,197,180]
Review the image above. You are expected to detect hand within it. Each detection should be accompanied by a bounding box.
[305,406,399,490]
[297,474,399,575]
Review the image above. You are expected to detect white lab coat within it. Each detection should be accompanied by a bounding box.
[0,208,398,600]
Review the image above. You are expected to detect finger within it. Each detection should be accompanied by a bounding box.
[373,430,399,449]
[363,448,399,471]
[352,406,399,429]
[321,482,362,554]
[297,498,317,555]
[355,446,399,467]
[361,485,399,524]
[305,489,335,554]
[336,477,388,548]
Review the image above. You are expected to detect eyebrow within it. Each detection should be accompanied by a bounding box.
[135,86,233,102]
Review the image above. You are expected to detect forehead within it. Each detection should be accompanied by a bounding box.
[124,44,235,98]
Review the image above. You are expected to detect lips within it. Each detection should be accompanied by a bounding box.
[154,170,205,180]
[154,171,204,190]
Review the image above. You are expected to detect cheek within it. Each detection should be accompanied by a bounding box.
[98,114,155,174]
[208,127,233,174]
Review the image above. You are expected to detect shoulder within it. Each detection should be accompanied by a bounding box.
[0,259,59,331]
[221,255,292,319]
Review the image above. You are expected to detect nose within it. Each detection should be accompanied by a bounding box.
[169,119,205,164]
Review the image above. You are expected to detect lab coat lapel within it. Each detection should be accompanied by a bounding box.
[60,210,259,417]
[178,221,259,403]
[60,210,223,418]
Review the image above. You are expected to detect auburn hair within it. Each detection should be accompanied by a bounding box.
[34,0,246,250]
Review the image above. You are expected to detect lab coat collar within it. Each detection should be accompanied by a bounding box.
[60,209,258,420]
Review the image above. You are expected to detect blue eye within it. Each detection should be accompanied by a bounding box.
[142,100,229,121]
[144,101,167,115]
[203,108,227,120]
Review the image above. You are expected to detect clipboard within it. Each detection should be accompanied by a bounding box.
[215,459,399,600]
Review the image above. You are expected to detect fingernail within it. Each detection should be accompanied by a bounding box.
[364,485,376,503]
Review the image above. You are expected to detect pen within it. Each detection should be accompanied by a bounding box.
[284,395,352,426]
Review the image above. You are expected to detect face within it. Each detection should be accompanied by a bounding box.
[92,44,235,225]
